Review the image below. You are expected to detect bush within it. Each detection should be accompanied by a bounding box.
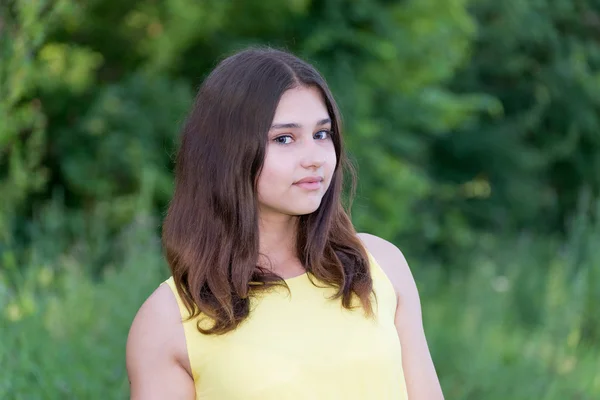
[420,198,600,398]
[1,201,598,399]
[0,211,168,399]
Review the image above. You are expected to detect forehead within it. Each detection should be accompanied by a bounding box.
[272,86,330,123]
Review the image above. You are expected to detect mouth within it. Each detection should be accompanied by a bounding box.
[293,177,324,191]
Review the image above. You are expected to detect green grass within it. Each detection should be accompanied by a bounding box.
[1,208,599,399]
[0,215,168,399]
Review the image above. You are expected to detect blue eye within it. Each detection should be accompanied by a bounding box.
[274,135,293,145]
[315,129,333,140]
[273,130,332,145]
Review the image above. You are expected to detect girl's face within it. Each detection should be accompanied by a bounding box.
[257,86,337,219]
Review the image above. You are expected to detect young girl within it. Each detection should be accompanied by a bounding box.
[126,47,444,400]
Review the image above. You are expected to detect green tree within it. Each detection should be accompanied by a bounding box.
[3,0,496,264]
[433,0,600,237]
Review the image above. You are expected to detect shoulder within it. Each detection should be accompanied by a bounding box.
[127,283,189,366]
[357,233,445,398]
[126,283,193,397]
[356,232,418,300]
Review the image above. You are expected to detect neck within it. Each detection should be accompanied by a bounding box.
[258,211,299,270]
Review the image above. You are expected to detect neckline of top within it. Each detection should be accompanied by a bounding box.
[282,271,309,283]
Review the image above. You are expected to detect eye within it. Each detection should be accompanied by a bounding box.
[314,129,333,140]
[273,135,293,145]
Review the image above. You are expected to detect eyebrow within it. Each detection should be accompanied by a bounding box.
[270,118,331,130]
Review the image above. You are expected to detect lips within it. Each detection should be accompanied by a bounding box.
[294,176,324,184]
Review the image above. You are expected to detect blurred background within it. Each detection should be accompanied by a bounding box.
[1,0,599,398]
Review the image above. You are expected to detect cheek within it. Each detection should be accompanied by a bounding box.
[257,152,292,196]
[325,146,337,179]
[329,148,337,167]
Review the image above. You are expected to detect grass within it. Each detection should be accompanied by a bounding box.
[1,204,598,399]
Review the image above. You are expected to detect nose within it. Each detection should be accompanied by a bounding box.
[299,137,326,169]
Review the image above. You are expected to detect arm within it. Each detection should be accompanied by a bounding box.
[126,284,195,400]
[358,233,444,400]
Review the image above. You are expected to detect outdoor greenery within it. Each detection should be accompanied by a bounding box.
[1,0,598,398]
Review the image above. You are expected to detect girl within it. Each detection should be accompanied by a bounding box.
[126,47,444,399]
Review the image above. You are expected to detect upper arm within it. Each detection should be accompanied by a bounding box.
[357,233,444,400]
[126,284,195,400]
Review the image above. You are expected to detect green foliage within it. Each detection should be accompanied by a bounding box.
[2,0,497,253]
[421,200,600,398]
[0,211,168,398]
[2,0,600,398]
[2,203,598,399]
[432,0,600,235]
[53,73,192,229]
[0,0,51,244]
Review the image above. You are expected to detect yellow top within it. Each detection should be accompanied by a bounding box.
[163,251,409,399]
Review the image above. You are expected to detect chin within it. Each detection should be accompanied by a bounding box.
[290,202,322,216]
[261,198,324,217]
[294,209,320,216]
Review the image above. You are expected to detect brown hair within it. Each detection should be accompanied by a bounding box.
[162,47,373,335]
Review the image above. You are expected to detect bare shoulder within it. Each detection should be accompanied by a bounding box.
[357,233,445,399]
[126,283,194,399]
[126,284,184,356]
[356,232,418,300]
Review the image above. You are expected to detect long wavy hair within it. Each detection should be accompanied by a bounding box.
[162,47,373,335]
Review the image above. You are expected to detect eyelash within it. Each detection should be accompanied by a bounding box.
[273,129,334,145]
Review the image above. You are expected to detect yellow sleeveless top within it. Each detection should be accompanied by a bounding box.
[162,251,409,399]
